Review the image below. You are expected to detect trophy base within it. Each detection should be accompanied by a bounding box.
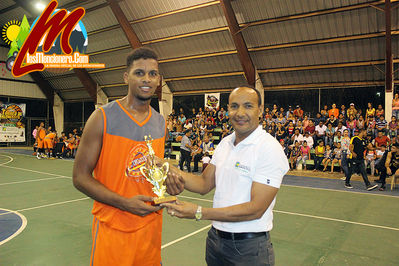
[153,196,177,205]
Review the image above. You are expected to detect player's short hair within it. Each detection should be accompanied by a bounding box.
[126,47,158,70]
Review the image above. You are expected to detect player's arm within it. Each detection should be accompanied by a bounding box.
[163,182,278,222]
[73,109,160,216]
[385,152,392,175]
[349,143,356,158]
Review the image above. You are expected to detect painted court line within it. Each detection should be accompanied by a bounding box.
[0,208,27,246]
[2,151,397,199]
[274,210,399,231]
[161,224,212,249]
[178,195,399,232]
[0,176,69,186]
[0,154,13,166]
[0,197,90,217]
[0,164,71,179]
[282,184,399,198]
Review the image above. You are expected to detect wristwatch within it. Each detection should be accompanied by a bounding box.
[195,205,202,221]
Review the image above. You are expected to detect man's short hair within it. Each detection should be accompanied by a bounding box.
[126,47,158,70]
[234,85,262,106]
[393,143,399,148]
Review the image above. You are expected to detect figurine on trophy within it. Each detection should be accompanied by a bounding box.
[140,135,177,205]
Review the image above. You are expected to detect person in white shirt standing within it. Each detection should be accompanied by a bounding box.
[315,120,327,144]
[163,86,289,266]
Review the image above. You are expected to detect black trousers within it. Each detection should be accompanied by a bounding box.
[345,159,371,187]
[193,154,202,172]
[179,149,191,172]
[206,227,274,266]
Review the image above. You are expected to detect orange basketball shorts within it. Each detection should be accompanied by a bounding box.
[90,216,162,266]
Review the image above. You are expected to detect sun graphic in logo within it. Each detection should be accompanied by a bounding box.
[2,20,21,45]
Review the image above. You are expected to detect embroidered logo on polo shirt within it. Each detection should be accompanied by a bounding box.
[234,161,250,174]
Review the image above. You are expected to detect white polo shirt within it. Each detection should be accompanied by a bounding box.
[210,126,289,233]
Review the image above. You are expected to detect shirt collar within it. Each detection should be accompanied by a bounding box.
[229,125,263,146]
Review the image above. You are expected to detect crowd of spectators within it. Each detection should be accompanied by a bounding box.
[166,107,231,172]
[170,98,399,181]
[266,102,394,176]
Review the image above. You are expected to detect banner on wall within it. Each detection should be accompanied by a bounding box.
[204,93,220,110]
[0,102,26,142]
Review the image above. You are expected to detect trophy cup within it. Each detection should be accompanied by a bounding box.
[140,135,177,205]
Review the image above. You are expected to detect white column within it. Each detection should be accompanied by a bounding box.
[159,79,173,119]
[255,70,264,106]
[385,91,393,121]
[96,85,108,109]
[53,94,64,133]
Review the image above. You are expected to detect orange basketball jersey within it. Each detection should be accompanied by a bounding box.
[92,100,166,232]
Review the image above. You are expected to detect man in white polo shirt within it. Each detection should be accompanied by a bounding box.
[163,86,289,266]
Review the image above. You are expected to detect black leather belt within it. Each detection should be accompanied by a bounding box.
[212,227,267,240]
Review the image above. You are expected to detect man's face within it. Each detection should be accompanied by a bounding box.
[228,87,262,139]
[123,58,160,102]
[378,131,383,138]
[332,104,336,108]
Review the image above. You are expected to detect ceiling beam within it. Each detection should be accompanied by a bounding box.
[85,0,397,57]
[0,3,18,15]
[385,0,393,92]
[220,0,255,85]
[29,72,56,105]
[106,0,166,99]
[88,1,220,36]
[98,58,399,88]
[107,0,141,48]
[48,31,394,80]
[73,69,97,102]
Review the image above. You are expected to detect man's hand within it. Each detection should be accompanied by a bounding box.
[121,195,161,216]
[352,152,357,158]
[165,169,185,195]
[161,200,197,219]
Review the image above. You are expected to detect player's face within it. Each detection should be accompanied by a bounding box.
[228,87,262,140]
[124,58,160,102]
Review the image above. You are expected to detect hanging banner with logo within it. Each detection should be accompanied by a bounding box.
[205,93,220,110]
[0,103,26,142]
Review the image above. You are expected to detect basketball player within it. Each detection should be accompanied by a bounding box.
[73,47,183,265]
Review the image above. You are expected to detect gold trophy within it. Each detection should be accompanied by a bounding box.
[140,135,177,205]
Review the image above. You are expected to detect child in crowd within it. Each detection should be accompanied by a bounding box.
[289,141,301,170]
[313,140,325,171]
[364,143,376,176]
[201,152,211,172]
[298,140,311,170]
[331,142,342,174]
[322,144,333,172]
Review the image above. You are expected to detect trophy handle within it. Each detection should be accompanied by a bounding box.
[161,162,169,180]
[140,166,151,181]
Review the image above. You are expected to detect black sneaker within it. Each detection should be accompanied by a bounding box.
[367,184,378,191]
[374,179,382,183]
[378,186,386,191]
[345,183,353,189]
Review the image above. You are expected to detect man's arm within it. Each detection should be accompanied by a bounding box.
[163,182,278,222]
[72,109,160,216]
[165,163,216,195]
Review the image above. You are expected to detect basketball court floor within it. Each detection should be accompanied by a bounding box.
[1,150,399,265]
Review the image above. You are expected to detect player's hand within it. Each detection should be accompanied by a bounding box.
[352,152,357,158]
[387,167,392,176]
[122,195,161,216]
[165,169,185,195]
[161,200,197,219]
